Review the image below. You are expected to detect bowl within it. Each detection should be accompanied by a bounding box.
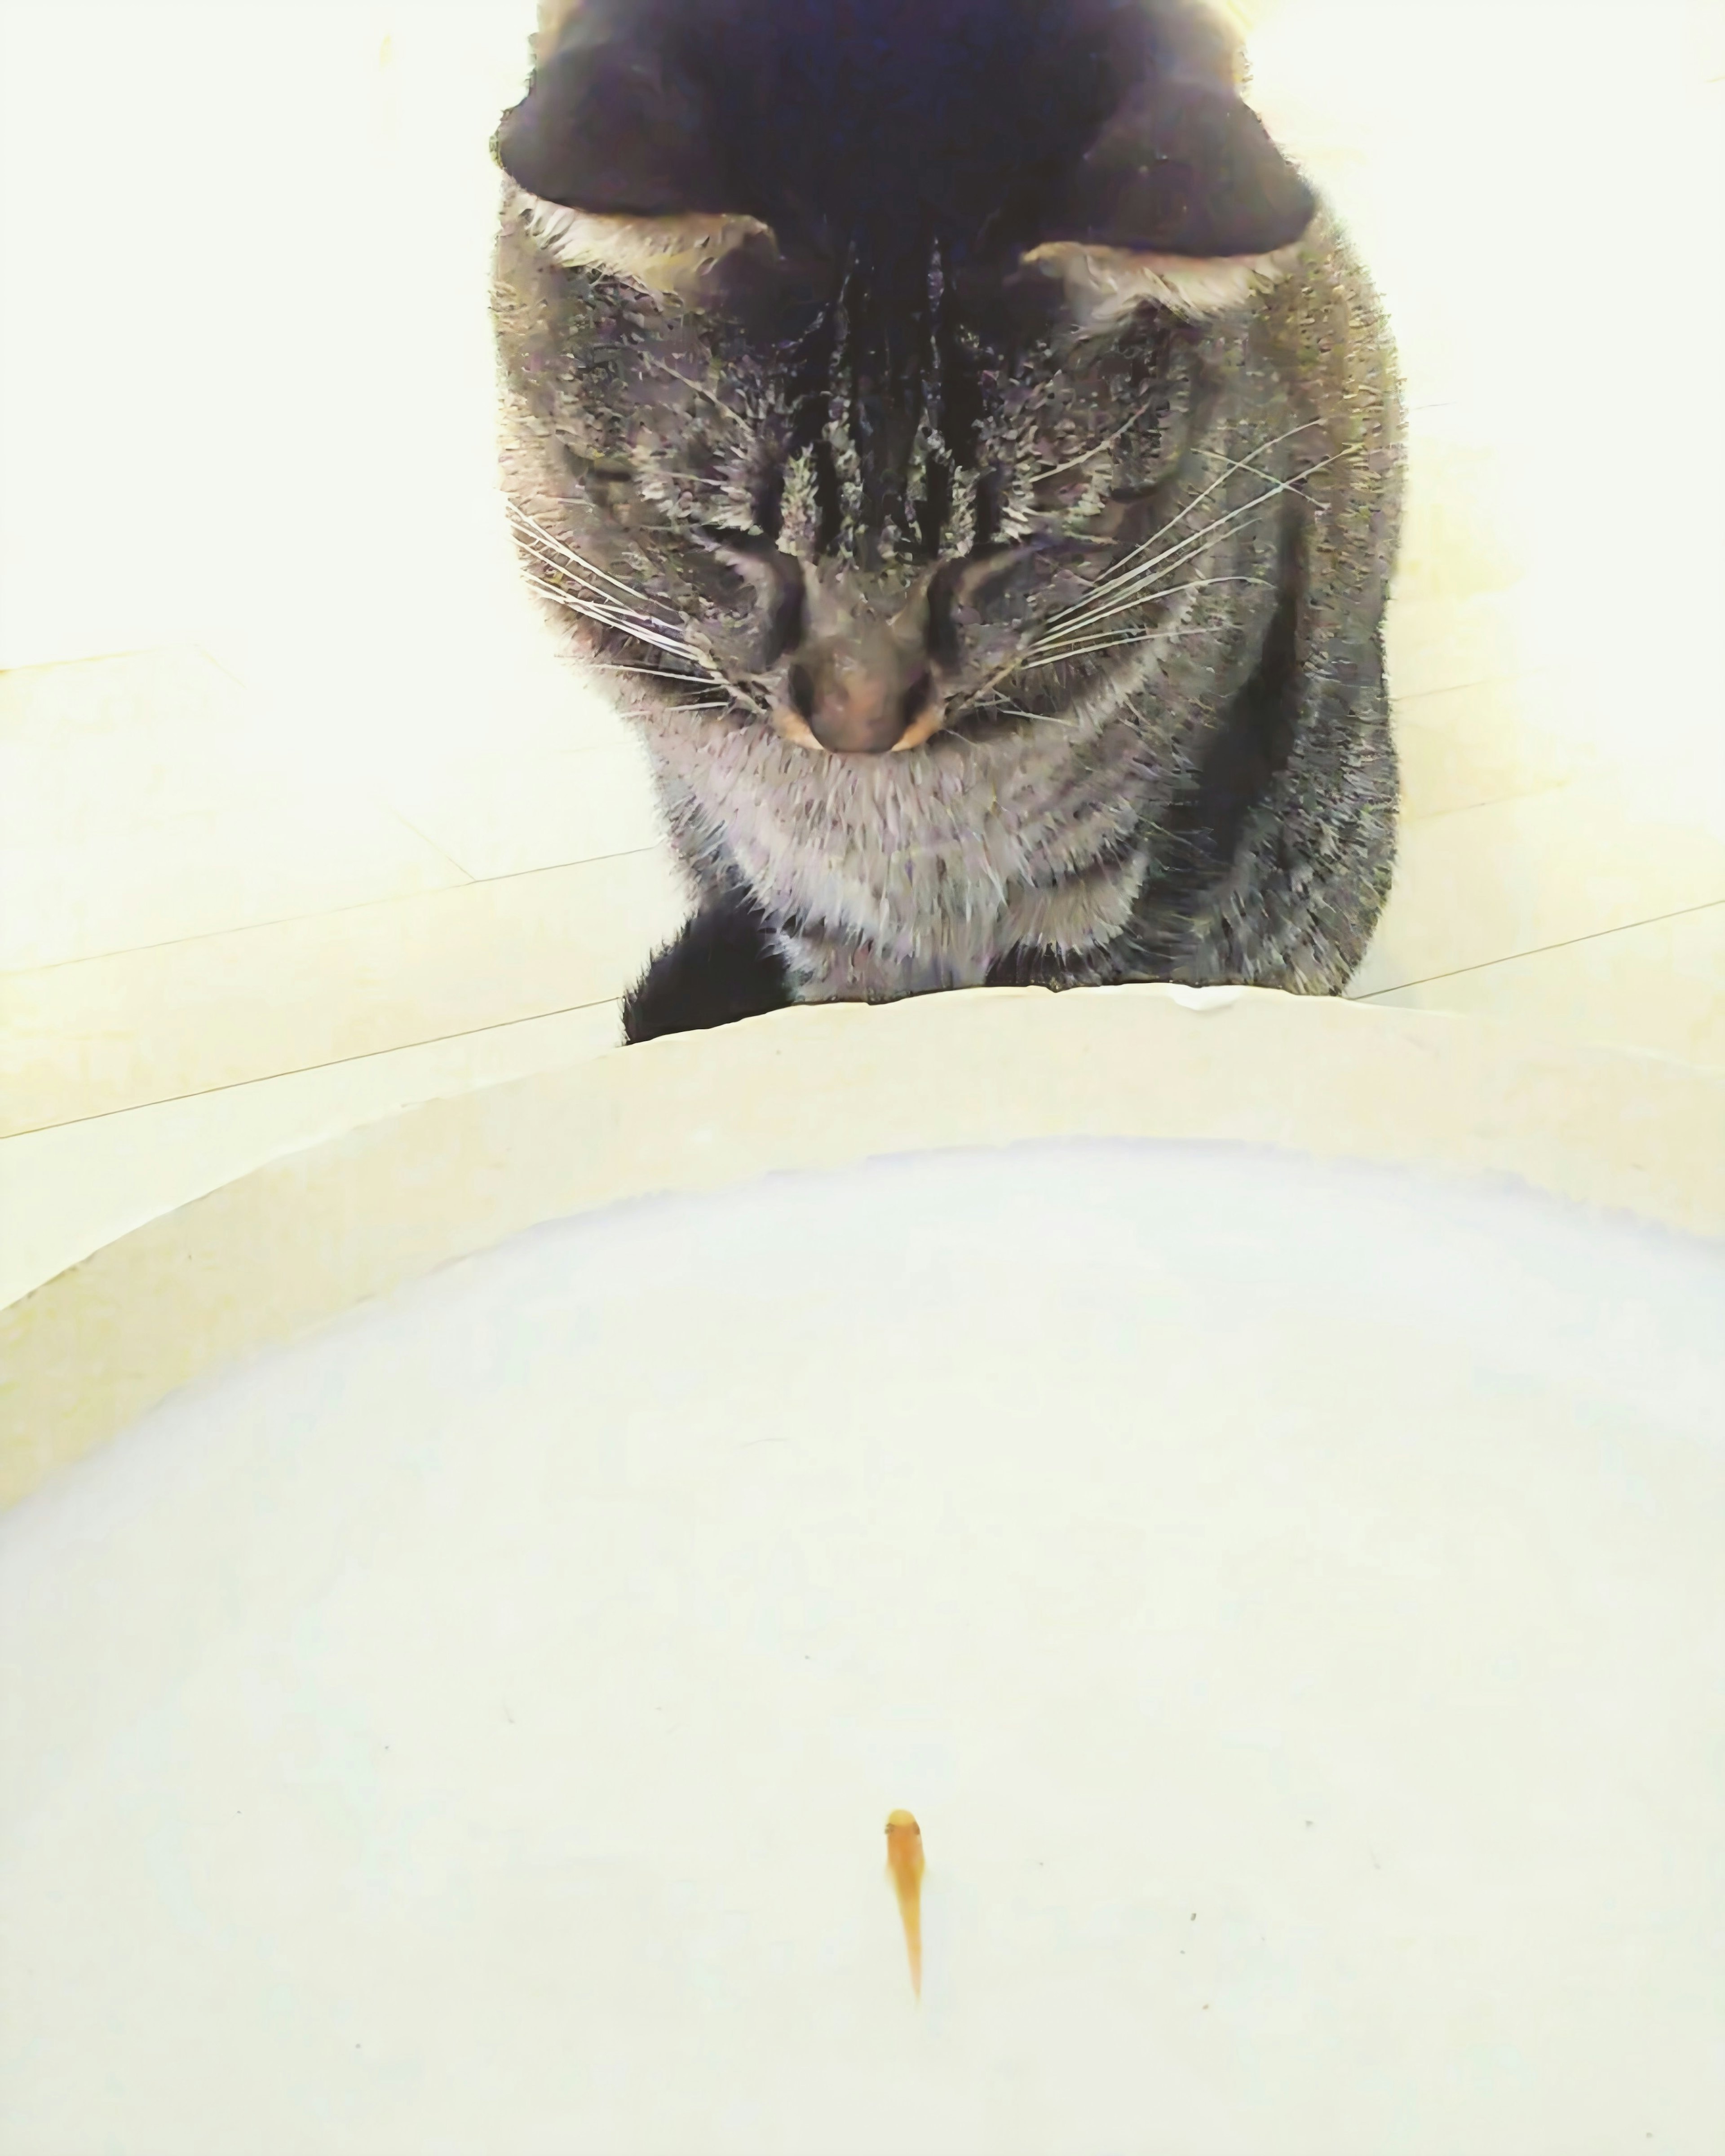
[3,988,1720,2152]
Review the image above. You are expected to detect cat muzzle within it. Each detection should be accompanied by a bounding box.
[782,634,943,755]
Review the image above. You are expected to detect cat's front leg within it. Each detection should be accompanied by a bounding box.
[621,892,792,1044]
[1170,645,1398,995]
[777,932,984,1005]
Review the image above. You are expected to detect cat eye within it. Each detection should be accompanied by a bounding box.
[562,445,637,490]
[694,527,806,662]
[938,543,1038,605]
[697,525,775,557]
[925,544,1037,658]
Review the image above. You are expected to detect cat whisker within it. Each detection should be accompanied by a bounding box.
[1031,393,1166,486]
[1022,638,1152,670]
[1091,446,1340,596]
[525,575,720,669]
[511,531,664,615]
[643,356,753,433]
[1034,573,1273,654]
[637,469,749,493]
[1018,623,1228,671]
[1049,515,1258,636]
[1049,446,1358,636]
[957,567,1243,710]
[517,561,699,654]
[522,569,691,645]
[507,506,683,623]
[1098,417,1326,579]
[579,660,728,686]
[992,716,1069,742]
[949,686,1078,733]
[1182,420,1331,513]
[511,558,685,645]
[1054,418,1327,621]
[510,533,699,647]
[1192,452,1322,513]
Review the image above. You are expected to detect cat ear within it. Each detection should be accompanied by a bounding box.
[495,2,771,297]
[1024,73,1317,326]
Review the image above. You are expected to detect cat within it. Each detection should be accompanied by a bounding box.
[491,0,1404,1042]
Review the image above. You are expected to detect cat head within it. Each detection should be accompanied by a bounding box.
[494,1,1314,753]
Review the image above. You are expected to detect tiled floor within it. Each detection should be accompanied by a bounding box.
[3,0,1723,1308]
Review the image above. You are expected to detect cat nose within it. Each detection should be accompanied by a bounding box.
[787,637,937,755]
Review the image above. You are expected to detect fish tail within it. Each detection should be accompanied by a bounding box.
[898,1887,922,1999]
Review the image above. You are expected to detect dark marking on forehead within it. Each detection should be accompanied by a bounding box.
[763,247,1002,568]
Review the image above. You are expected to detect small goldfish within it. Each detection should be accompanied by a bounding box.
[885,1809,925,1999]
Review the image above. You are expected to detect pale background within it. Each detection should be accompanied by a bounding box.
[2,0,1722,1305]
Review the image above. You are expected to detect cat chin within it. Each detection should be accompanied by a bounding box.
[512,184,1299,325]
[1020,240,1304,326]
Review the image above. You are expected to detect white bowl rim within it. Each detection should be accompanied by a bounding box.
[4,984,1720,1511]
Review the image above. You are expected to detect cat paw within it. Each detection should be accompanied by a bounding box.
[621,898,792,1044]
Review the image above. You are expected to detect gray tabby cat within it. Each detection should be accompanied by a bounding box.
[491,0,1403,1042]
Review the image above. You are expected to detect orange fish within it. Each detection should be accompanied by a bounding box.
[885,1809,925,1999]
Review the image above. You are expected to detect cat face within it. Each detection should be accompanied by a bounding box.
[494,1,1314,754]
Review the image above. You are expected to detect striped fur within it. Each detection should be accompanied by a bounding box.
[491,3,1404,1035]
